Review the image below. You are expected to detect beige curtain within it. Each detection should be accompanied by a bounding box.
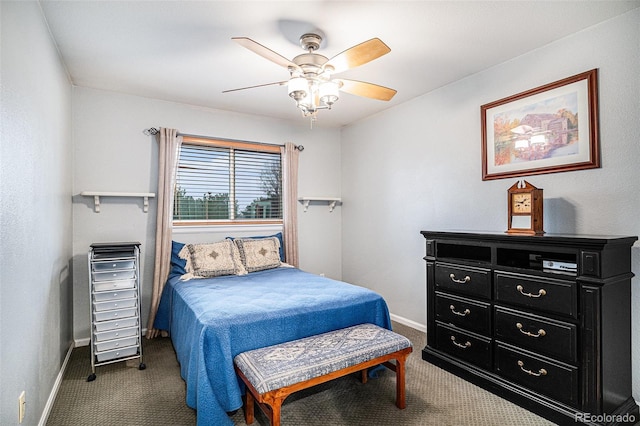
[281,142,300,267]
[146,128,182,338]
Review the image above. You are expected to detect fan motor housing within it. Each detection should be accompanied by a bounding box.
[300,33,322,51]
[292,53,329,75]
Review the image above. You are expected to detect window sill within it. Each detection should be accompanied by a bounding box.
[172,223,283,234]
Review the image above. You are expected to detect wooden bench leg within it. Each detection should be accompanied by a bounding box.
[261,394,286,426]
[271,400,282,426]
[395,356,407,409]
[245,390,255,424]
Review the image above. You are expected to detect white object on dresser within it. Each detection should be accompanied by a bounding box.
[87,242,145,381]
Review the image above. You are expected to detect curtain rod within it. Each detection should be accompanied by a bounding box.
[143,127,304,151]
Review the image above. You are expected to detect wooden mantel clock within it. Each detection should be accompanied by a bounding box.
[507,180,544,235]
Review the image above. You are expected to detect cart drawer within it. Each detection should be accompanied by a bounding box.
[94,326,139,342]
[95,335,138,352]
[93,316,138,332]
[94,307,137,322]
[93,269,136,282]
[93,289,136,302]
[95,345,138,363]
[93,279,136,292]
[93,297,136,312]
[92,259,135,271]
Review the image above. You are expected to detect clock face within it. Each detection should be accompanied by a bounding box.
[512,193,532,214]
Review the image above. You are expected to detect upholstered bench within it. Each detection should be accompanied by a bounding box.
[234,323,413,426]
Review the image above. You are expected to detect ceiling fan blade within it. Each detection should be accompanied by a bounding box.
[223,81,288,93]
[337,79,397,101]
[325,38,391,74]
[232,37,301,71]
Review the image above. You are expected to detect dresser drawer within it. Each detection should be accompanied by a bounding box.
[494,272,577,319]
[93,316,138,332]
[93,306,137,322]
[92,259,135,271]
[494,343,578,407]
[435,262,491,299]
[435,323,491,370]
[435,292,491,336]
[95,345,139,363]
[95,335,138,352]
[92,269,136,282]
[94,326,139,342]
[494,307,577,363]
[93,297,137,312]
[93,279,136,292]
[93,289,137,303]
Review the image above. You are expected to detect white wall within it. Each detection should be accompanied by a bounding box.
[341,9,640,400]
[0,2,73,424]
[71,88,342,341]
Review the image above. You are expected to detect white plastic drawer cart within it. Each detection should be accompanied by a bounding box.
[87,242,145,381]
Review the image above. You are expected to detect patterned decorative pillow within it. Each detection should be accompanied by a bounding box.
[234,237,282,273]
[187,240,247,278]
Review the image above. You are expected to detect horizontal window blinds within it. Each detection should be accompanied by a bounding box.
[174,138,282,223]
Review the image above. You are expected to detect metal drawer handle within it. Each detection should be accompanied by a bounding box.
[516,323,546,338]
[449,305,471,317]
[450,336,471,349]
[449,273,471,284]
[516,284,546,298]
[517,360,547,377]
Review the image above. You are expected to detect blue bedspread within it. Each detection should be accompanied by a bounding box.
[154,267,391,426]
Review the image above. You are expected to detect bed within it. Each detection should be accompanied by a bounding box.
[153,236,392,426]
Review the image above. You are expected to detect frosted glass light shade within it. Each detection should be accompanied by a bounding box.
[319,81,339,106]
[288,77,309,101]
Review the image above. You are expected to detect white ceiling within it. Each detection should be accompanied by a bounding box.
[40,1,639,128]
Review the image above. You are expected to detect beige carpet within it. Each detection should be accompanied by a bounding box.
[46,321,554,425]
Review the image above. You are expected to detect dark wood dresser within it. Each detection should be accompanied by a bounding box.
[420,231,638,425]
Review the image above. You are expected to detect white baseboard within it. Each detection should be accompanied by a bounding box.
[75,337,90,347]
[390,313,426,333]
[39,342,74,426]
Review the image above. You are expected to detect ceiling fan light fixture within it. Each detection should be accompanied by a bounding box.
[319,80,339,106]
[287,77,309,101]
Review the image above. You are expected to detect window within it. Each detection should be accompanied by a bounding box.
[173,137,282,225]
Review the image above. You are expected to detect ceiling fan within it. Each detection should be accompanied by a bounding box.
[223,33,397,123]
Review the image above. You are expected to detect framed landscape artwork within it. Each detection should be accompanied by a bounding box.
[481,69,600,180]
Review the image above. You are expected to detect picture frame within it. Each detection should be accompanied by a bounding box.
[481,69,599,180]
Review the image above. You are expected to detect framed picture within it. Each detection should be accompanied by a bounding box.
[481,69,599,180]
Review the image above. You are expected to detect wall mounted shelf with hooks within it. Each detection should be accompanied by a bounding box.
[80,191,156,213]
[298,197,342,213]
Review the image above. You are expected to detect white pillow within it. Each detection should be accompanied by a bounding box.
[187,240,247,278]
[234,237,282,273]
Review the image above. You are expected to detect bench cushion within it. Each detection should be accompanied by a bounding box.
[234,323,412,394]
